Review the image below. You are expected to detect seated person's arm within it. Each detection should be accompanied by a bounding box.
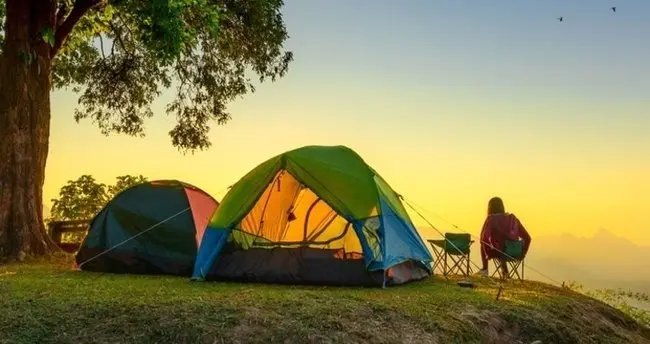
[516,216,531,256]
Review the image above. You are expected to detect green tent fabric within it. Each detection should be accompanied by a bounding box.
[212,145,410,227]
[193,145,433,286]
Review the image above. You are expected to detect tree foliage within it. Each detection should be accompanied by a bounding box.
[49,174,148,222]
[48,174,148,243]
[49,175,110,222]
[108,174,148,196]
[1,0,293,152]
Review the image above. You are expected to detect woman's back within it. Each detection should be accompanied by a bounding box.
[484,213,521,242]
[477,197,532,275]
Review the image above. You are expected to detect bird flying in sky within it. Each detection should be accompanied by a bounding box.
[611,7,616,13]
[557,17,563,22]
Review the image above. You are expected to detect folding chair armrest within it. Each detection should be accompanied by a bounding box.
[428,239,446,249]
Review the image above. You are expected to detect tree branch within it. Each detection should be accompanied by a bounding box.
[116,13,136,46]
[109,21,133,56]
[55,2,68,29]
[99,34,105,59]
[52,0,105,56]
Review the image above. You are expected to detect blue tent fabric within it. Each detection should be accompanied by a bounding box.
[379,197,432,270]
[192,227,231,279]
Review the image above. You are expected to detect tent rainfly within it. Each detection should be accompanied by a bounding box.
[192,145,432,286]
[76,180,218,276]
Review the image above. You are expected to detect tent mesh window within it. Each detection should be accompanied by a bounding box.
[230,170,366,260]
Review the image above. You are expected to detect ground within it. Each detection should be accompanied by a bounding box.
[1,257,649,344]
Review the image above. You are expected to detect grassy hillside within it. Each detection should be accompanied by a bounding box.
[1,257,649,344]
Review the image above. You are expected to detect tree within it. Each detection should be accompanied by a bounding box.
[108,174,147,197]
[0,0,293,259]
[48,174,147,222]
[48,174,147,243]
[49,175,109,222]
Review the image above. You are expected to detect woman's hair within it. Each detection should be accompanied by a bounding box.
[487,197,505,215]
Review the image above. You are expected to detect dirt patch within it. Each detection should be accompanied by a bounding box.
[566,296,650,343]
[456,296,650,344]
[459,307,521,344]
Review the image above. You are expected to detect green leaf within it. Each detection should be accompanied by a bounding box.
[49,174,149,223]
[42,27,56,47]
[49,175,110,222]
[47,0,292,152]
[108,175,149,197]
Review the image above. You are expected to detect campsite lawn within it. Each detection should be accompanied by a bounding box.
[1,257,649,344]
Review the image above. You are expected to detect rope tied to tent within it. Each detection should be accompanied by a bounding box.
[400,195,563,287]
[398,196,505,292]
[78,207,191,269]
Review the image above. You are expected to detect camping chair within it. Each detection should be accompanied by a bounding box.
[491,239,525,280]
[428,233,474,277]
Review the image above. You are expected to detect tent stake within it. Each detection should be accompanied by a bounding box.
[496,285,503,301]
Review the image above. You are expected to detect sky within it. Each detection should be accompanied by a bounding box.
[46,0,650,245]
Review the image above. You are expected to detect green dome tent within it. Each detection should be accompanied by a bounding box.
[193,145,432,286]
[76,180,218,276]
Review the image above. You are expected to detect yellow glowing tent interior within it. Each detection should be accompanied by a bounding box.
[192,145,433,286]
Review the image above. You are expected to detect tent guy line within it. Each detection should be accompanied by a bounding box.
[401,196,564,287]
[400,197,504,289]
[77,207,191,268]
[75,180,219,276]
[69,145,568,290]
[190,145,433,286]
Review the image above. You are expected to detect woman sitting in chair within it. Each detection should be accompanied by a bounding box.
[476,197,531,277]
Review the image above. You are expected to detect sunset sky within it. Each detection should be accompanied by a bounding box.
[46,0,650,245]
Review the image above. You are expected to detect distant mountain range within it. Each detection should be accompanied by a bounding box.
[418,227,650,294]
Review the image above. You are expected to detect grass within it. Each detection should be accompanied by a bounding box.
[1,257,649,344]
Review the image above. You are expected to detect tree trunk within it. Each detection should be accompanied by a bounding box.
[0,0,59,260]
